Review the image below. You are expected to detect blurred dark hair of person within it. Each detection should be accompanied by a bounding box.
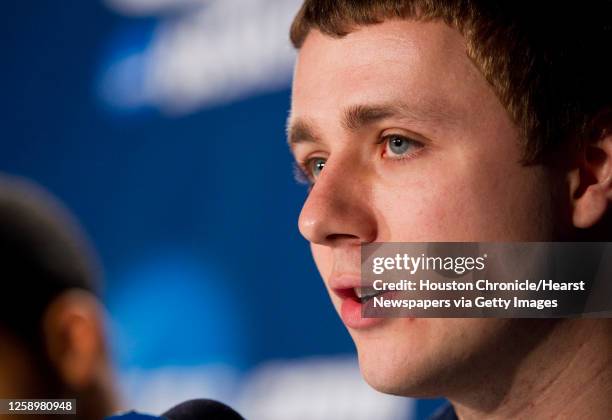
[0,175,117,420]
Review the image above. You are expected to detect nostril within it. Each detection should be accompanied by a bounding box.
[326,233,362,244]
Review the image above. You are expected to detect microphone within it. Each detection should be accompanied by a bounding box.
[105,399,244,420]
[163,399,245,420]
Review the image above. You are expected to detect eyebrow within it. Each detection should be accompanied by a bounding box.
[286,119,320,147]
[287,100,459,148]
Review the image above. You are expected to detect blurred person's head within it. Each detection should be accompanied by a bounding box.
[0,175,117,420]
[288,1,612,418]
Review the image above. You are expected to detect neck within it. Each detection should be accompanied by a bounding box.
[451,319,612,420]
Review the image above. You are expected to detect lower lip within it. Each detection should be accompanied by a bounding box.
[340,295,386,330]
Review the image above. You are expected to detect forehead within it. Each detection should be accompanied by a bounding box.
[290,19,490,132]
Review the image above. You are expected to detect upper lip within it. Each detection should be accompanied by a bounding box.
[329,273,362,291]
[329,273,375,300]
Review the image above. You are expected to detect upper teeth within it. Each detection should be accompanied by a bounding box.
[355,287,380,300]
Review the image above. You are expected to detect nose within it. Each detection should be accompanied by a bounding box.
[298,157,377,246]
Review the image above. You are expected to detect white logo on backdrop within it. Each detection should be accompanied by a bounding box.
[120,357,413,420]
[101,0,301,114]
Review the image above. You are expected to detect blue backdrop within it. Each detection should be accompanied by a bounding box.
[1,1,444,418]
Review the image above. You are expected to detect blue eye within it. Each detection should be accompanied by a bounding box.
[308,157,326,180]
[384,135,422,157]
[293,157,326,187]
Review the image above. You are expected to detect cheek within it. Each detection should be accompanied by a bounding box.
[372,149,555,241]
[372,163,481,241]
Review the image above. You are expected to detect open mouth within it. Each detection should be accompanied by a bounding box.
[336,287,385,304]
[354,287,385,303]
[333,284,390,330]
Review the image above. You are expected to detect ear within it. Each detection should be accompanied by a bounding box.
[42,289,108,390]
[570,113,612,228]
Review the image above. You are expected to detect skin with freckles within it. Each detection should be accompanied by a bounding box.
[289,20,612,419]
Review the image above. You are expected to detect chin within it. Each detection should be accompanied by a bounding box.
[351,319,447,398]
[357,344,443,398]
[352,318,507,398]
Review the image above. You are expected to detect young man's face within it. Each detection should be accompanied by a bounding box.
[289,20,566,396]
